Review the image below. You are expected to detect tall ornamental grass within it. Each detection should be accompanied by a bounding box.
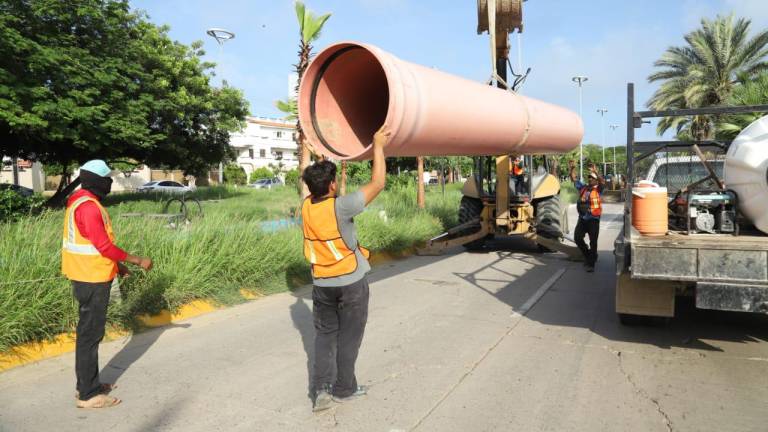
[0,184,460,351]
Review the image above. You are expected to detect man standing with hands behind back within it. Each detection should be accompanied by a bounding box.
[62,160,153,408]
[301,126,391,412]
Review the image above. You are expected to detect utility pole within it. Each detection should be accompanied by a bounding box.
[597,108,608,176]
[206,28,235,185]
[609,124,620,177]
[572,76,588,182]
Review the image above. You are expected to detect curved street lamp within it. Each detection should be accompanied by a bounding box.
[206,28,236,184]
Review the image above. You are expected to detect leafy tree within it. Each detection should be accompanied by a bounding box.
[250,167,273,183]
[0,0,249,205]
[284,168,300,188]
[648,14,768,140]
[223,163,246,185]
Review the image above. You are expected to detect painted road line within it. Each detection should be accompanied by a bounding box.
[512,268,567,317]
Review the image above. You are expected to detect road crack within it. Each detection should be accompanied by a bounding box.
[614,350,674,432]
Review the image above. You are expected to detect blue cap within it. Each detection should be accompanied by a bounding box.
[80,160,112,177]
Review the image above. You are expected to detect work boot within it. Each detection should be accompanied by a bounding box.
[586,264,595,273]
[313,389,333,412]
[332,385,368,403]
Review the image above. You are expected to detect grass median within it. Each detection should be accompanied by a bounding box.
[0,184,462,352]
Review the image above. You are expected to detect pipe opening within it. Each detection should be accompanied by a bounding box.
[310,46,389,157]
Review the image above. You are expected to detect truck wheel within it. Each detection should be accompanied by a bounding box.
[458,196,491,251]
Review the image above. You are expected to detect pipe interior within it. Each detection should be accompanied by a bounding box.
[310,47,389,157]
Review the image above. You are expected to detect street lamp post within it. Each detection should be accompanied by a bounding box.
[597,108,608,176]
[572,76,588,182]
[609,124,619,177]
[206,28,235,185]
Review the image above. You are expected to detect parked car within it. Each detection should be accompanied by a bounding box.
[0,183,34,197]
[136,180,192,193]
[249,177,283,189]
[644,155,724,193]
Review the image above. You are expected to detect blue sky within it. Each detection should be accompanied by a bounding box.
[131,0,768,146]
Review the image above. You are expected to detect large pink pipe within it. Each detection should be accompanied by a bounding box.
[298,42,583,161]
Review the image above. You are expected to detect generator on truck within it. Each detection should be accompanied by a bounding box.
[614,83,768,323]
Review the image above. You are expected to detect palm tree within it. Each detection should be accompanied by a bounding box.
[718,71,768,139]
[275,97,297,121]
[291,1,331,197]
[648,14,768,140]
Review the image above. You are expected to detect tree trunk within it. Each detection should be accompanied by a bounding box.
[340,160,347,195]
[46,176,80,208]
[298,138,311,198]
[417,156,425,209]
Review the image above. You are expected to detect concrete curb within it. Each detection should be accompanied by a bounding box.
[0,251,410,373]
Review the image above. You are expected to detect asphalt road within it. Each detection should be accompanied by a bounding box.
[1,203,767,432]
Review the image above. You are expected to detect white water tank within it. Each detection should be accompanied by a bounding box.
[724,115,768,234]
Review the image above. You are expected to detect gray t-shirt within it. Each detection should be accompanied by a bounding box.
[311,190,371,287]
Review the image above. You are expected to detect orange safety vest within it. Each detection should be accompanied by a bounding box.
[301,197,370,279]
[511,160,524,176]
[61,196,118,283]
[579,186,602,217]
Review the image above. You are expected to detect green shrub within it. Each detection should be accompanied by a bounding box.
[0,189,45,222]
[284,168,300,188]
[249,167,273,183]
[386,172,415,189]
[223,163,247,185]
[346,161,371,185]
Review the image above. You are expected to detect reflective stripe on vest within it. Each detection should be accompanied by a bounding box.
[580,187,602,217]
[301,197,370,278]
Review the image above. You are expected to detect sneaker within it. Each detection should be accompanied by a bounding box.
[586,265,595,273]
[332,385,368,403]
[312,390,333,412]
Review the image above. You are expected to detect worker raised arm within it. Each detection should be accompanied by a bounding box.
[589,163,606,187]
[568,159,578,183]
[359,125,392,205]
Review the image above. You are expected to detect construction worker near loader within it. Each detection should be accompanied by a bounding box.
[301,125,391,412]
[511,155,526,194]
[569,160,605,273]
[61,160,153,409]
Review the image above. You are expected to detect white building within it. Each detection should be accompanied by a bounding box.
[230,116,299,180]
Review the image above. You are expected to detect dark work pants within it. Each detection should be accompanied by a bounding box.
[574,217,600,266]
[72,280,111,401]
[312,277,369,398]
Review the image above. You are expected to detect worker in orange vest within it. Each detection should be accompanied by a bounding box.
[301,126,391,412]
[511,156,526,194]
[569,160,605,272]
[61,160,153,408]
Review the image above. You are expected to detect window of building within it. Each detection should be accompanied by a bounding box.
[248,149,254,159]
[276,131,283,138]
[274,151,283,160]
[293,152,298,159]
[259,149,266,158]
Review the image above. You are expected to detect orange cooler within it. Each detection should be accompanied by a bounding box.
[631,181,668,236]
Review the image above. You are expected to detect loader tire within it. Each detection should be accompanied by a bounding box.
[458,196,491,251]
[535,195,563,239]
